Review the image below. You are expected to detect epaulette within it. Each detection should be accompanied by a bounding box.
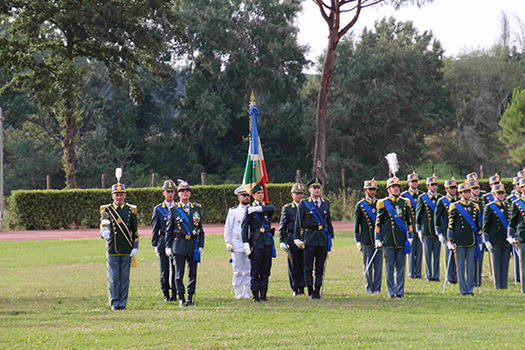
[376,198,386,209]
[472,202,480,212]
[284,203,291,208]
[449,202,456,211]
[229,206,237,211]
[154,203,162,209]
[357,199,365,205]
[400,196,412,207]
[193,203,202,208]
[321,197,330,202]
[126,203,138,215]
[100,204,110,213]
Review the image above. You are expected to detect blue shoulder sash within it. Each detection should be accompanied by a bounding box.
[488,203,508,229]
[455,203,481,261]
[253,211,276,258]
[383,199,411,254]
[156,205,169,219]
[402,192,417,208]
[421,193,436,212]
[360,201,377,222]
[304,200,332,252]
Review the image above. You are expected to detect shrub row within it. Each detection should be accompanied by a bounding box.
[8,178,515,230]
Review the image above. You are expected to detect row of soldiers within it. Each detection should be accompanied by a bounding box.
[100,175,334,309]
[99,169,525,310]
[354,171,525,297]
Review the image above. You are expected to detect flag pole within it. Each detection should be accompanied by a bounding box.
[249,91,255,205]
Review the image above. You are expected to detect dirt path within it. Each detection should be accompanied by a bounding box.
[0,222,354,241]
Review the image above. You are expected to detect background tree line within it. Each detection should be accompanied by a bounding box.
[1,1,525,196]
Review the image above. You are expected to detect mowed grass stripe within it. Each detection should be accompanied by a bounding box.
[0,231,523,349]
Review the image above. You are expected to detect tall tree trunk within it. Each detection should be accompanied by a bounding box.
[63,101,77,189]
[313,33,339,184]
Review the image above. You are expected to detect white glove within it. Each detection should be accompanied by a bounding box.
[101,229,110,240]
[199,247,203,254]
[356,242,362,251]
[446,241,456,252]
[154,246,160,257]
[226,242,233,251]
[243,242,251,255]
[507,236,518,245]
[280,242,289,251]
[375,239,383,249]
[165,248,174,257]
[130,248,138,258]
[418,231,423,243]
[408,238,413,244]
[484,241,493,252]
[248,206,263,214]
[438,234,444,243]
[294,239,304,249]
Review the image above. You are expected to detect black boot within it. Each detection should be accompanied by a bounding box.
[178,293,186,307]
[260,289,268,302]
[308,286,315,300]
[186,293,195,306]
[170,290,177,302]
[163,290,170,302]
[298,287,305,295]
[252,290,260,302]
[314,285,322,300]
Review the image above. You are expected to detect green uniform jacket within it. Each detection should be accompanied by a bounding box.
[100,203,139,256]
[415,192,442,237]
[434,195,457,235]
[354,198,378,247]
[509,198,525,244]
[482,200,510,247]
[375,196,414,249]
[447,200,481,247]
[401,189,424,224]
[506,193,520,205]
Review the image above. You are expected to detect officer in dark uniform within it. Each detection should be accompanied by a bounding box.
[416,176,442,281]
[279,183,305,296]
[151,180,177,302]
[242,185,276,302]
[507,176,522,282]
[507,178,525,293]
[165,181,205,307]
[354,178,382,294]
[435,177,458,284]
[482,183,511,289]
[374,176,414,298]
[447,182,481,296]
[402,171,424,279]
[100,173,139,310]
[294,177,334,300]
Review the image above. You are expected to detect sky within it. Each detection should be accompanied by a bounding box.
[297,0,525,70]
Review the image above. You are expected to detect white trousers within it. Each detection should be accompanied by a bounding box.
[231,251,251,298]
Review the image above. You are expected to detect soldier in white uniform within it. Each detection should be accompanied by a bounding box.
[224,186,252,299]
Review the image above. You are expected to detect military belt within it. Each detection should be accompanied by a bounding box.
[307,225,325,230]
[175,233,197,240]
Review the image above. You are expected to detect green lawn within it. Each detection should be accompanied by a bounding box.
[1,231,523,349]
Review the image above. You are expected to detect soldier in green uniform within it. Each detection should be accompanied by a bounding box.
[165,181,205,307]
[434,178,458,284]
[469,178,485,287]
[482,183,511,289]
[447,182,481,296]
[354,178,382,294]
[294,178,334,300]
[507,178,525,293]
[151,180,177,302]
[100,173,139,310]
[374,176,414,298]
[416,176,442,281]
[279,183,305,296]
[401,172,424,279]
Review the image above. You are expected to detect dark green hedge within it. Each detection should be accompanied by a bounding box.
[8,179,515,230]
[8,184,295,230]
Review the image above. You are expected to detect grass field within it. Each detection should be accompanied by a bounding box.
[1,230,524,349]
